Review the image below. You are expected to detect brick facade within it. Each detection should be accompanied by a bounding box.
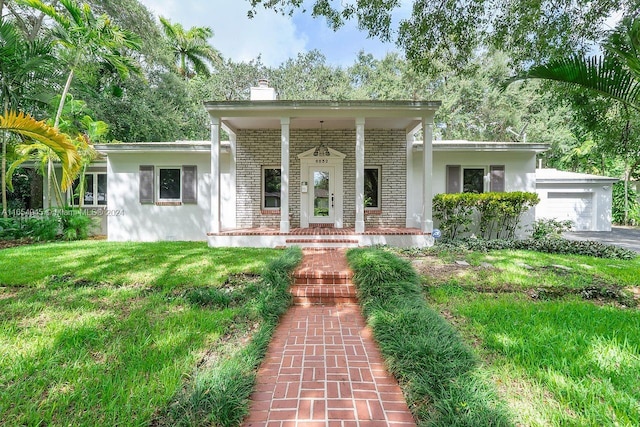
[235,128,407,229]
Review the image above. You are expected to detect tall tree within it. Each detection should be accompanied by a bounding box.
[512,17,640,223]
[0,20,53,217]
[18,0,141,206]
[247,0,631,73]
[159,16,220,79]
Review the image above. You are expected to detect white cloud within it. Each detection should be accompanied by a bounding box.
[139,0,308,67]
[138,0,409,67]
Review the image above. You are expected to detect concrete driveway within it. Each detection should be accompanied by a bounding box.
[563,226,640,252]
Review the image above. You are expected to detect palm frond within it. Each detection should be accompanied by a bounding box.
[0,111,81,190]
[17,0,71,29]
[509,55,640,111]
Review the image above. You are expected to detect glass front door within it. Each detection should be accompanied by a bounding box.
[310,167,334,223]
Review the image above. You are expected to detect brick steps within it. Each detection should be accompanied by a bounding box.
[291,249,358,305]
[285,238,359,249]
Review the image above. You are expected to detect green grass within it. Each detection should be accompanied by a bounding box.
[418,248,640,426]
[0,241,276,287]
[347,248,511,426]
[420,249,640,292]
[0,241,296,426]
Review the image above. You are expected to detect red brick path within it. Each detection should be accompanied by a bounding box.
[244,249,416,427]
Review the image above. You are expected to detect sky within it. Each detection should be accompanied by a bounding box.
[137,0,410,67]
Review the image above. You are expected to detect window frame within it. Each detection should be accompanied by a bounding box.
[261,166,282,211]
[364,166,381,210]
[70,172,107,207]
[156,166,182,202]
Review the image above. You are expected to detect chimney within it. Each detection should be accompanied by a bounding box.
[250,79,277,101]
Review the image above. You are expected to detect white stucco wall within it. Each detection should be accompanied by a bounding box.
[106,152,231,241]
[408,148,538,235]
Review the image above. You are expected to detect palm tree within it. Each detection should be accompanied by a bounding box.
[0,20,53,217]
[2,110,80,194]
[510,17,640,224]
[18,0,141,206]
[159,16,220,79]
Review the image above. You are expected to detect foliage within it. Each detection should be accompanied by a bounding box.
[432,193,476,239]
[530,218,574,240]
[613,181,640,225]
[419,237,638,260]
[59,208,96,240]
[433,192,539,240]
[1,110,81,190]
[159,16,220,79]
[0,215,58,240]
[475,192,539,239]
[347,248,511,425]
[247,0,628,72]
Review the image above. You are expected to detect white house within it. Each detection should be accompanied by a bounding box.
[90,82,548,247]
[535,168,618,231]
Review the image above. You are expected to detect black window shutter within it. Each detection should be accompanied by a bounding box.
[182,165,197,204]
[139,165,154,204]
[490,165,505,192]
[446,165,461,193]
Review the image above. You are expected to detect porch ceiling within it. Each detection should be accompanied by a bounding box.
[221,116,422,131]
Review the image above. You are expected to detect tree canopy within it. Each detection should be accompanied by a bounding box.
[246,0,638,72]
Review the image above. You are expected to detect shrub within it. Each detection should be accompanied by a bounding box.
[0,215,59,241]
[475,192,539,239]
[59,209,96,240]
[433,192,539,240]
[432,193,476,239]
[531,218,574,240]
[417,237,637,260]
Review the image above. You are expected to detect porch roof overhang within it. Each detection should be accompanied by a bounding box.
[203,100,442,133]
[94,141,230,154]
[414,140,549,153]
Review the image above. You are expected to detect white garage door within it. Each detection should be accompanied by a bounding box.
[538,192,593,231]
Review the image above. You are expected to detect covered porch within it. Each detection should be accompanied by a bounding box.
[205,99,441,248]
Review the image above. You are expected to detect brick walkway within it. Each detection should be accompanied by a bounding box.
[244,249,416,427]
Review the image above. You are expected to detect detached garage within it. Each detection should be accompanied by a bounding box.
[535,168,618,231]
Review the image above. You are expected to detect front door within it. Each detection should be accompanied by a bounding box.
[310,167,334,224]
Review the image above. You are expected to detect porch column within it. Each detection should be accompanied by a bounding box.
[280,117,290,233]
[210,117,221,234]
[355,117,366,233]
[422,117,434,233]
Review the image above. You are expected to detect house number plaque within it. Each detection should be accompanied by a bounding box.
[315,159,329,164]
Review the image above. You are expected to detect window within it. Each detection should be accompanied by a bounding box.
[463,168,485,193]
[139,165,197,205]
[158,167,181,200]
[262,167,281,210]
[364,167,380,209]
[71,173,107,206]
[446,165,505,194]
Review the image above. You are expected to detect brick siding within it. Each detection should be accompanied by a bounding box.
[235,128,407,229]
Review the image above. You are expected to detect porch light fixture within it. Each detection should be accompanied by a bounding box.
[313,120,330,157]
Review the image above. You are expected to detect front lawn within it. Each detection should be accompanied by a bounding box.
[414,248,640,426]
[0,242,294,426]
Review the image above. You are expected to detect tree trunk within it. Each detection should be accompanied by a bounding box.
[2,129,7,219]
[624,158,630,225]
[2,100,8,218]
[47,69,74,208]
